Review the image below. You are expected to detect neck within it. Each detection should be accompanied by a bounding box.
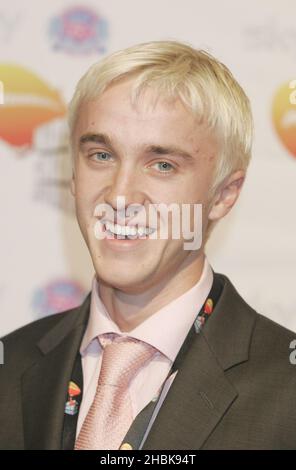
[98,252,206,332]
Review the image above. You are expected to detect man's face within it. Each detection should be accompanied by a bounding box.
[71,78,218,293]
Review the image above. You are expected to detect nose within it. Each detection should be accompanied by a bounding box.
[103,163,146,213]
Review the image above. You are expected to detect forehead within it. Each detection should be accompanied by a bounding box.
[73,78,216,152]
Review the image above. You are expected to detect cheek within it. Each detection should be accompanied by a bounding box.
[187,173,213,204]
[173,168,211,203]
[73,182,95,230]
[74,170,99,205]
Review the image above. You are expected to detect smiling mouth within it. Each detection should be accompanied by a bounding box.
[102,220,156,240]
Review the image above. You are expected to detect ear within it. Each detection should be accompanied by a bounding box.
[208,170,245,221]
[70,172,75,197]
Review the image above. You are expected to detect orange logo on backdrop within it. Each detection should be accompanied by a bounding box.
[0,64,66,147]
[272,80,296,159]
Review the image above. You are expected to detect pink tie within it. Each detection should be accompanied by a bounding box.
[74,332,157,450]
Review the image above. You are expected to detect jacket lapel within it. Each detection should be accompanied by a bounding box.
[143,333,238,450]
[21,294,91,450]
[143,273,256,450]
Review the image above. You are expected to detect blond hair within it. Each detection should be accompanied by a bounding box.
[68,40,253,215]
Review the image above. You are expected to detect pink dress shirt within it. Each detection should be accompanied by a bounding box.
[76,257,214,446]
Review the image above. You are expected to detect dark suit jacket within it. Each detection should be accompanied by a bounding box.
[1,272,296,450]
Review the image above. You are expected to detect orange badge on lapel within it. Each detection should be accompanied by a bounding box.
[65,381,81,416]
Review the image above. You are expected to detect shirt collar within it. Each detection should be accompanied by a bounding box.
[80,256,213,362]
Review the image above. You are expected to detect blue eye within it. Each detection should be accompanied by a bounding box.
[153,161,174,172]
[91,152,112,161]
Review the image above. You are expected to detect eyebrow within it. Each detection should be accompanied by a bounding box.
[79,133,113,147]
[145,144,196,162]
[79,132,197,162]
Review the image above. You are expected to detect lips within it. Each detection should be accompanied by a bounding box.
[93,203,158,243]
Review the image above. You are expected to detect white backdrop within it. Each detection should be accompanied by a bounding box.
[0,0,295,336]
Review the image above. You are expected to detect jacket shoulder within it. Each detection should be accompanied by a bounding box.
[216,271,296,345]
[252,309,296,362]
[255,310,295,339]
[1,309,74,343]
[214,272,296,371]
[0,307,80,372]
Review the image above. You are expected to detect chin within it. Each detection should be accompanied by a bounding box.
[94,268,152,293]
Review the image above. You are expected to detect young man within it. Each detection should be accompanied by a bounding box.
[1,41,296,450]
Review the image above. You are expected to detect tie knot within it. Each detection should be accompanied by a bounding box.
[98,333,157,388]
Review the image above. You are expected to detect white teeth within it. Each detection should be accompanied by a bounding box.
[137,227,145,237]
[104,221,155,238]
[121,225,137,236]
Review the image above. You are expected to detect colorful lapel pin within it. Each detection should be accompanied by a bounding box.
[65,381,81,416]
[194,297,214,333]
